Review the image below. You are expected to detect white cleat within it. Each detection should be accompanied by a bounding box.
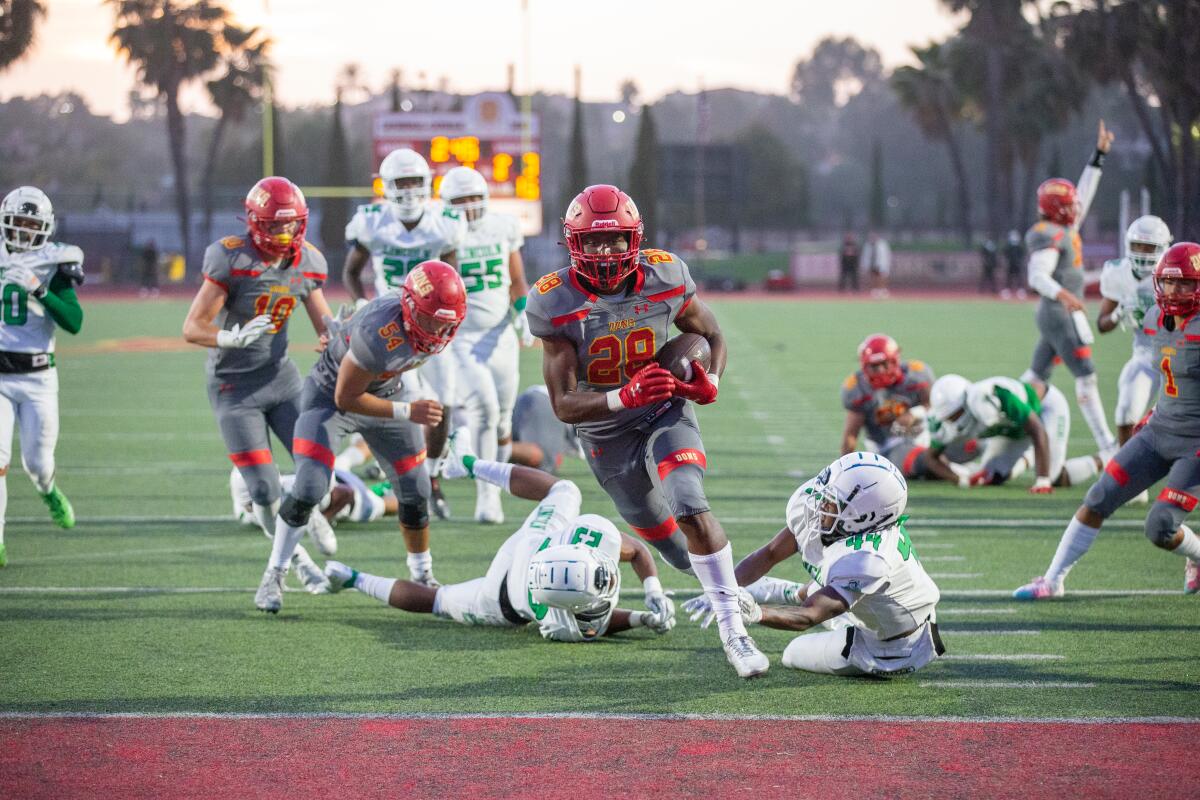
[723,633,769,678]
[323,560,356,593]
[307,509,338,556]
[442,428,475,480]
[410,569,440,588]
[1130,489,1150,505]
[291,546,331,595]
[474,490,504,525]
[255,566,286,613]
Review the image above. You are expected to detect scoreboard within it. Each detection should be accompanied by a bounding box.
[373,92,542,235]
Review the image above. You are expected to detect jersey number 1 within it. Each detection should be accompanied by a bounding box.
[1161,355,1179,397]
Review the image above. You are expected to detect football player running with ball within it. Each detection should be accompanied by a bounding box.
[0,187,85,567]
[1015,243,1200,600]
[184,177,334,592]
[324,431,675,641]
[685,453,944,677]
[526,184,768,678]
[254,261,466,613]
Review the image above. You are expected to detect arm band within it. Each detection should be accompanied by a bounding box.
[606,389,625,412]
[642,576,663,596]
[512,296,528,312]
[391,401,412,420]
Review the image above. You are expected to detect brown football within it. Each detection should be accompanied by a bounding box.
[654,333,712,381]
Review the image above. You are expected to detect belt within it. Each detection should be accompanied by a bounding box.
[497,573,529,626]
[845,617,947,659]
[0,351,54,373]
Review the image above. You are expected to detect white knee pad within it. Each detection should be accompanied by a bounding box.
[781,629,861,675]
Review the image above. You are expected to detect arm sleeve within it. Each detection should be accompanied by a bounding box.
[993,385,1032,427]
[1026,247,1062,299]
[1074,162,1102,230]
[40,272,83,335]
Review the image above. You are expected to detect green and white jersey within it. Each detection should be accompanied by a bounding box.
[506,515,623,643]
[0,241,84,354]
[454,212,524,335]
[345,201,465,296]
[932,376,1040,446]
[1100,257,1157,358]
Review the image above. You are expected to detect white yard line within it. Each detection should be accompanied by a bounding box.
[928,573,984,579]
[919,680,1096,689]
[920,556,966,562]
[935,607,1018,615]
[939,654,1065,661]
[942,629,1042,636]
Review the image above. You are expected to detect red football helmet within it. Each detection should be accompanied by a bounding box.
[1036,178,1079,227]
[562,184,644,291]
[1153,242,1200,317]
[401,260,468,354]
[858,334,903,389]
[245,177,308,260]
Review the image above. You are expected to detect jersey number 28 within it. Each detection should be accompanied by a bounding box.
[587,328,656,386]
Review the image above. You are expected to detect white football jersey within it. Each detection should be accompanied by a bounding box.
[0,242,84,354]
[785,480,939,640]
[454,212,524,335]
[345,201,466,296]
[1099,257,1157,357]
[507,515,622,642]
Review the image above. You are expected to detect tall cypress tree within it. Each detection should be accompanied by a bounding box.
[319,91,351,259]
[627,106,659,243]
[869,137,885,228]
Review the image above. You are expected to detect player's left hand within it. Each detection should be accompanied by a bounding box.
[683,594,716,628]
[512,310,535,347]
[673,361,718,405]
[1097,119,1114,154]
[644,591,676,634]
[4,265,44,297]
[1029,476,1054,495]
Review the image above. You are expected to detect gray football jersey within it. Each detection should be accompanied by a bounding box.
[1144,307,1200,443]
[525,249,697,441]
[202,235,327,378]
[1025,220,1084,304]
[841,360,935,449]
[309,293,428,399]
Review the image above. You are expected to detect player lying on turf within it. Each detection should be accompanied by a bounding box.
[841,334,971,485]
[325,431,676,641]
[927,373,1103,493]
[684,452,945,676]
[1015,243,1200,600]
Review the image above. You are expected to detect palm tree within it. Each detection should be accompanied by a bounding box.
[108,0,230,270]
[201,24,271,245]
[892,43,973,244]
[0,0,46,72]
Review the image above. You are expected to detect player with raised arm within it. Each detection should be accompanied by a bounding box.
[685,452,944,677]
[183,177,334,591]
[1022,121,1118,460]
[525,183,768,678]
[0,187,85,566]
[342,148,466,520]
[439,166,529,524]
[254,260,466,613]
[1015,242,1200,600]
[324,432,675,641]
[841,333,964,484]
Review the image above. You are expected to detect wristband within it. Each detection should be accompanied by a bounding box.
[707,373,720,390]
[391,401,412,420]
[512,296,528,312]
[606,388,625,412]
[628,611,646,628]
[642,576,663,596]
[215,330,236,348]
[1033,476,1052,490]
[1090,149,1106,168]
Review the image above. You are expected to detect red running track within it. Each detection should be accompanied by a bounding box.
[2,716,1197,799]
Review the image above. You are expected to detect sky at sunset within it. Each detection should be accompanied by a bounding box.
[1,0,963,119]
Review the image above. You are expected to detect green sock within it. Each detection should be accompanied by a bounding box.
[462,454,476,478]
[370,481,392,497]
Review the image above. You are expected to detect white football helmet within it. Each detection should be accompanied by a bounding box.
[378,148,431,222]
[439,166,488,229]
[929,373,972,442]
[1,186,55,252]
[1125,215,1172,279]
[528,516,621,616]
[804,452,908,546]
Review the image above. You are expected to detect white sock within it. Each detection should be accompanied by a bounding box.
[354,571,397,604]
[1171,525,1200,561]
[0,472,6,545]
[1045,517,1100,586]
[334,442,367,472]
[1075,375,1117,453]
[1062,455,1100,486]
[252,500,280,540]
[497,441,512,464]
[745,575,804,605]
[472,459,514,493]
[406,550,433,579]
[269,518,307,571]
[689,543,747,639]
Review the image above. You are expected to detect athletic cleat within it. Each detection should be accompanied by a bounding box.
[42,486,75,529]
[291,547,331,595]
[474,492,504,525]
[363,463,385,481]
[724,633,769,678]
[442,428,475,480]
[0,542,7,568]
[1012,576,1064,600]
[255,566,286,613]
[430,479,451,520]
[307,509,338,556]
[1131,489,1150,505]
[323,560,357,593]
[411,569,440,588]
[1185,559,1200,595]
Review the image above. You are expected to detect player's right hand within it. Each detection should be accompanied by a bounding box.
[4,265,44,296]
[683,594,716,628]
[218,314,272,348]
[618,364,675,409]
[1057,289,1085,313]
[408,399,443,426]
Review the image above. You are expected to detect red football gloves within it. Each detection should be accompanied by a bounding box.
[617,364,676,409]
[673,360,719,405]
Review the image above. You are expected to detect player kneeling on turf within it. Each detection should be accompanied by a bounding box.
[685,452,945,676]
[325,435,675,641]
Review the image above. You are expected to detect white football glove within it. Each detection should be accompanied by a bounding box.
[216,314,272,349]
[682,588,761,629]
[4,265,44,297]
[513,309,535,347]
[643,581,676,634]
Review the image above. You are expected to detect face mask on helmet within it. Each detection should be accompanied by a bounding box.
[563,185,645,292]
[572,230,636,290]
[1126,216,1172,280]
[400,261,467,354]
[449,194,487,227]
[380,149,432,223]
[527,544,620,618]
[440,167,489,229]
[245,177,308,260]
[0,187,54,253]
[804,454,908,547]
